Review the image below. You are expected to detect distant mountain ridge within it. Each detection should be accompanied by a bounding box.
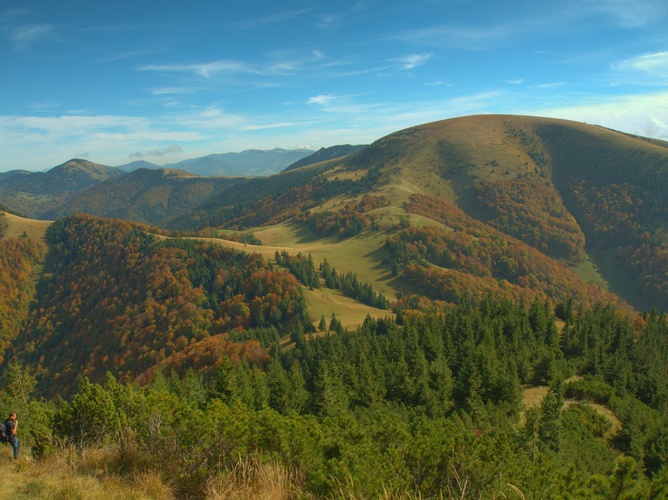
[116,160,159,171]
[45,168,246,225]
[118,148,316,176]
[282,144,367,171]
[0,159,123,218]
[0,146,367,220]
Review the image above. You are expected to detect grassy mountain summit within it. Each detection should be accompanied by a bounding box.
[171,114,668,311]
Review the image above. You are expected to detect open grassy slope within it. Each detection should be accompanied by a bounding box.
[1,212,51,245]
[276,114,668,310]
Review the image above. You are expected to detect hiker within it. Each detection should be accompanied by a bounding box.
[5,413,18,460]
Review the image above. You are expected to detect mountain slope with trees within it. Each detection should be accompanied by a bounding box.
[44,168,246,226]
[0,159,123,218]
[2,114,668,497]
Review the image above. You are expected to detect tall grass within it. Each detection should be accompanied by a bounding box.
[0,443,313,499]
[205,455,307,499]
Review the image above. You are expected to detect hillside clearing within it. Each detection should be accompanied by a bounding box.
[302,286,393,330]
[521,384,622,439]
[1,212,51,244]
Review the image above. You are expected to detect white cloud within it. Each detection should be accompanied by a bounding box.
[307,94,337,107]
[613,51,668,80]
[394,53,432,70]
[523,90,668,139]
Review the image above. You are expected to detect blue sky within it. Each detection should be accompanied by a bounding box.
[1,0,667,171]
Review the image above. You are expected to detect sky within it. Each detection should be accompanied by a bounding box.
[1,0,668,172]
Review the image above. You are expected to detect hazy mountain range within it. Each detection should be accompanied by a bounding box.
[0,146,363,220]
[117,147,316,176]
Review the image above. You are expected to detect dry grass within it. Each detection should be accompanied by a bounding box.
[520,381,622,436]
[0,443,317,500]
[204,455,306,500]
[0,443,173,499]
[1,212,52,244]
[521,385,550,409]
[303,286,393,330]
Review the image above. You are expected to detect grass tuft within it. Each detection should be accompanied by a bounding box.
[205,455,307,500]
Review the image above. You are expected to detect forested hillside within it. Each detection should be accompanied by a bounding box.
[17,214,308,395]
[4,292,668,497]
[44,168,246,226]
[0,159,123,218]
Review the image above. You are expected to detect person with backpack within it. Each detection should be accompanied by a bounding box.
[5,413,18,460]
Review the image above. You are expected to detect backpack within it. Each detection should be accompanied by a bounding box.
[0,422,6,444]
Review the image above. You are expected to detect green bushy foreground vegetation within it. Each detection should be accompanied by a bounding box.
[2,299,668,498]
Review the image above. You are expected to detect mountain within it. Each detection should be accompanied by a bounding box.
[44,167,247,226]
[170,114,668,312]
[4,114,668,402]
[0,169,31,182]
[3,115,668,497]
[282,144,367,171]
[165,148,314,176]
[0,159,123,218]
[116,160,160,172]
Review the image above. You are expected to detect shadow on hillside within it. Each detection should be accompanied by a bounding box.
[34,246,59,299]
[362,245,425,299]
[364,246,393,279]
[289,222,338,245]
[586,246,656,312]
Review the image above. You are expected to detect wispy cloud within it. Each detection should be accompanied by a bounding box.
[306,93,380,114]
[9,23,56,50]
[314,14,340,29]
[529,82,567,90]
[139,60,256,78]
[130,144,182,158]
[242,121,307,131]
[232,10,306,29]
[586,0,668,27]
[391,23,515,50]
[307,94,338,107]
[613,51,668,80]
[394,53,432,70]
[149,87,193,96]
